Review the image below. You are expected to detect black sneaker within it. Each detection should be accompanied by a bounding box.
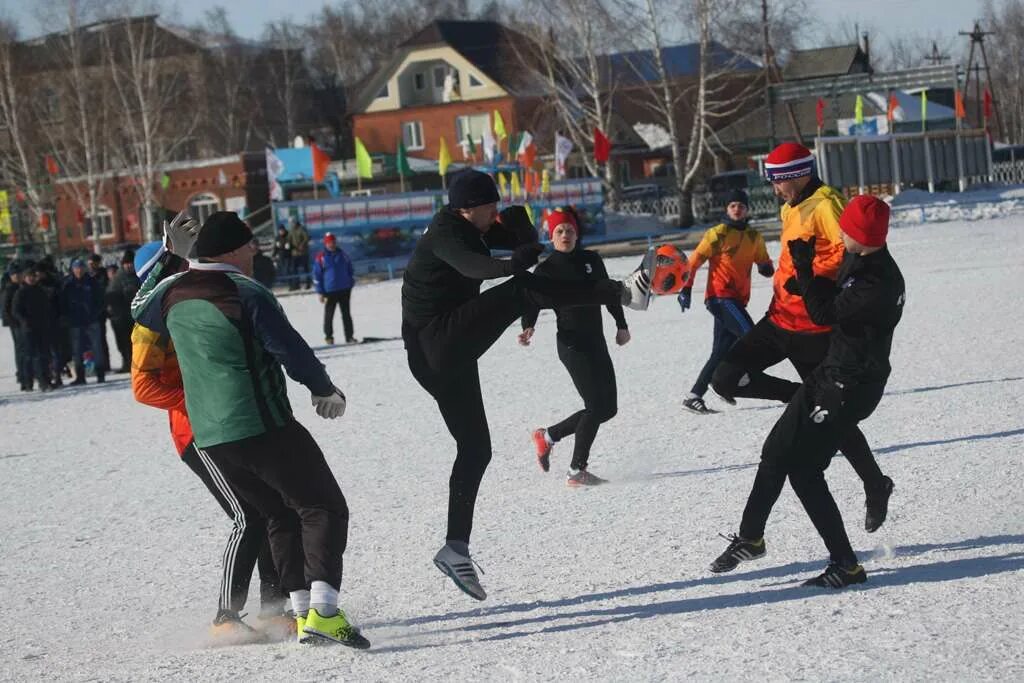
[710,533,766,573]
[865,476,895,533]
[325,336,334,345]
[683,397,716,414]
[803,563,867,588]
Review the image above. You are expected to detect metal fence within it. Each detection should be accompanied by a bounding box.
[991,160,1024,185]
[615,185,779,224]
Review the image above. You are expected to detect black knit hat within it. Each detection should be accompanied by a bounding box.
[724,188,749,207]
[121,249,135,265]
[448,170,500,209]
[195,211,253,258]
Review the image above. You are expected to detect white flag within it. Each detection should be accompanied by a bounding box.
[266,147,285,201]
[554,133,573,179]
[482,118,497,164]
[516,130,533,157]
[218,169,228,186]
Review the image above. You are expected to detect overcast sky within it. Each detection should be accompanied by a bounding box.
[2,0,989,60]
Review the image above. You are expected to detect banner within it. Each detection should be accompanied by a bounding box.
[0,190,9,236]
[266,147,285,201]
[837,116,889,137]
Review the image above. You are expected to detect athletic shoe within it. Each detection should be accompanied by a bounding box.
[621,249,655,311]
[70,377,86,386]
[295,614,310,644]
[865,476,895,533]
[709,533,766,573]
[683,397,714,414]
[566,468,607,487]
[345,337,359,344]
[532,428,552,472]
[802,563,867,588]
[302,608,371,649]
[209,610,267,646]
[257,613,298,643]
[325,336,334,345]
[433,544,486,601]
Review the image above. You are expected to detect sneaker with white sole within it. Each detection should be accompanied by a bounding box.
[621,249,655,311]
[566,468,607,487]
[433,544,486,601]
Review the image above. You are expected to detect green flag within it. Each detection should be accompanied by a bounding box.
[854,95,864,124]
[465,134,476,155]
[160,173,170,190]
[396,139,413,177]
[920,90,928,131]
[354,137,373,179]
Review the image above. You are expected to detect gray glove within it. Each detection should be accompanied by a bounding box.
[312,386,347,419]
[163,209,202,258]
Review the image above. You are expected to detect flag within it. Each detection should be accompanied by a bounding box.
[920,90,928,124]
[218,169,228,186]
[887,92,899,122]
[354,137,373,179]
[815,98,825,130]
[311,143,331,183]
[593,127,611,163]
[497,172,508,197]
[464,134,476,158]
[524,204,535,226]
[266,147,285,201]
[510,171,522,198]
[160,173,171,190]
[954,90,966,120]
[438,136,451,177]
[482,122,497,163]
[493,110,507,141]
[45,155,59,176]
[983,89,993,122]
[396,139,413,177]
[524,169,536,195]
[516,130,536,168]
[555,133,573,178]
[541,169,551,194]
[854,95,864,124]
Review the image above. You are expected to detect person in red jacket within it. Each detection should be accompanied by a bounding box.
[129,244,291,644]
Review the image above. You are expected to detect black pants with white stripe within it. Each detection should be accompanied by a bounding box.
[202,420,348,592]
[181,442,284,615]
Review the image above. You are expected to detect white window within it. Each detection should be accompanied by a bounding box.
[87,206,114,239]
[376,83,389,99]
[414,72,425,91]
[468,73,483,87]
[455,113,490,146]
[189,192,221,225]
[617,160,631,184]
[402,121,424,151]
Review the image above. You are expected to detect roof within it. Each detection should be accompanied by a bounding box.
[782,44,871,81]
[599,42,760,86]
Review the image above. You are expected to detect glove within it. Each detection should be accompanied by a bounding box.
[311,385,347,419]
[809,379,845,424]
[787,236,816,281]
[757,262,775,278]
[783,276,802,296]
[498,205,538,243]
[677,288,692,313]
[511,243,543,273]
[163,209,202,258]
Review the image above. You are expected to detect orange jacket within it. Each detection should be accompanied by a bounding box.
[130,323,194,456]
[688,222,772,306]
[767,184,847,333]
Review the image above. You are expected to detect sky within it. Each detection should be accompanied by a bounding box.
[1,0,990,60]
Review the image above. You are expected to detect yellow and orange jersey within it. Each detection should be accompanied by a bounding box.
[768,184,847,333]
[688,222,772,306]
[130,323,194,456]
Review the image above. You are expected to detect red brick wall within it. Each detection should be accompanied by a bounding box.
[353,96,519,162]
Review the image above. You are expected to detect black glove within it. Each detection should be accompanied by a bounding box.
[498,206,538,243]
[783,276,802,296]
[809,378,845,424]
[787,236,816,281]
[677,288,692,313]
[757,262,775,278]
[511,243,544,273]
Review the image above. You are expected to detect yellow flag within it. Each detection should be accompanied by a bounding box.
[524,204,535,226]
[854,95,864,124]
[438,136,451,177]
[510,171,522,198]
[354,137,373,179]
[493,110,508,141]
[497,172,508,196]
[541,169,550,194]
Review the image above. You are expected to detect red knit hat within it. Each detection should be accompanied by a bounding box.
[839,195,890,247]
[764,142,815,182]
[544,208,578,238]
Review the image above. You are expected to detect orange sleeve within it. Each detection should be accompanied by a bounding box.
[754,233,771,265]
[687,226,719,284]
[811,193,846,280]
[130,325,186,412]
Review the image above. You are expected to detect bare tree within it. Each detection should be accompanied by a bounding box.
[983,0,1024,143]
[262,19,310,145]
[714,0,808,63]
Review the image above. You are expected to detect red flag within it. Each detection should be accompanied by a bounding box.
[815,99,825,130]
[524,169,536,195]
[593,127,611,163]
[38,213,50,230]
[887,92,899,122]
[954,90,966,120]
[311,143,330,183]
[983,89,993,121]
[45,155,59,176]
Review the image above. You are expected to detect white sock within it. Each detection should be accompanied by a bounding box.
[686,392,700,400]
[310,580,339,617]
[290,589,310,617]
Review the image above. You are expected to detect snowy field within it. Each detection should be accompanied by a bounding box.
[1,216,1023,681]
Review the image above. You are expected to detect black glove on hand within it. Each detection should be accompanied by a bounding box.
[787,236,816,281]
[511,243,544,273]
[783,276,802,296]
[498,206,538,243]
[757,262,775,278]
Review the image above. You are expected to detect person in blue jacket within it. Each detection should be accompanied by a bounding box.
[313,233,356,345]
[61,258,107,384]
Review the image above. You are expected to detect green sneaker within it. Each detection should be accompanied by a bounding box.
[302,608,370,649]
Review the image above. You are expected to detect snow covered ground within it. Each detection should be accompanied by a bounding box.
[1,216,1023,681]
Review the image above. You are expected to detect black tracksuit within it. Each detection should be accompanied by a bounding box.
[3,280,26,385]
[12,282,54,388]
[521,249,626,471]
[739,246,905,567]
[402,207,625,543]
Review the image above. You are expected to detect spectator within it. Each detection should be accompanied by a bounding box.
[288,218,311,291]
[11,264,54,392]
[106,249,140,373]
[88,253,112,372]
[313,232,356,345]
[272,226,292,286]
[61,258,107,384]
[251,237,277,289]
[36,257,69,386]
[2,263,26,388]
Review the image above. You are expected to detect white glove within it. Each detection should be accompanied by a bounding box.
[163,209,202,258]
[312,386,347,419]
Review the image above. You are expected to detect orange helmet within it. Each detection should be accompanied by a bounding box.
[650,244,691,295]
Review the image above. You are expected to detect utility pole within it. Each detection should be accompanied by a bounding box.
[960,21,1002,139]
[761,0,776,151]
